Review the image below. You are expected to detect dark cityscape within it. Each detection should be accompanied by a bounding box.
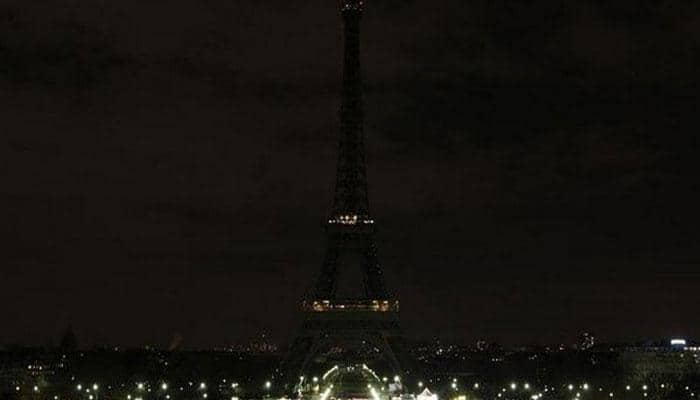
[1,0,699,399]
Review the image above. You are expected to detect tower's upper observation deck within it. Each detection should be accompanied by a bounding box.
[341,0,364,13]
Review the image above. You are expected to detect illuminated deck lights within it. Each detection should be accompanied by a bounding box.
[327,214,374,225]
[306,299,399,312]
[341,0,364,12]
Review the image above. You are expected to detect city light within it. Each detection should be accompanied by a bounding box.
[323,365,339,381]
[8,371,699,400]
[320,387,332,400]
[370,386,381,400]
[671,338,687,346]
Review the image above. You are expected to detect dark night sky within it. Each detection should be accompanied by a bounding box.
[1,0,699,349]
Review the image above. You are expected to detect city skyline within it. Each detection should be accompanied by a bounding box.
[2,0,700,349]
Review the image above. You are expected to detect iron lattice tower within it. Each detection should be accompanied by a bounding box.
[316,0,387,302]
[283,0,406,385]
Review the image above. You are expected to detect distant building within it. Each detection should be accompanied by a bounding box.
[620,340,700,383]
[59,327,78,352]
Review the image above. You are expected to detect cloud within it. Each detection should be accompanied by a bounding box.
[1,0,699,346]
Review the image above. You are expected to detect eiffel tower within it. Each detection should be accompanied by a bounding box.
[283,0,405,383]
